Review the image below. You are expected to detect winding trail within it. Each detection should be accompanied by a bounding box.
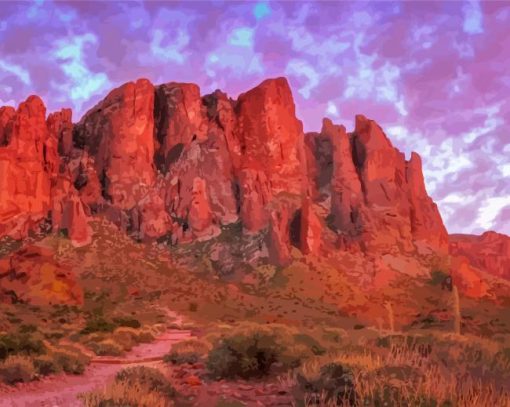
[0,312,193,407]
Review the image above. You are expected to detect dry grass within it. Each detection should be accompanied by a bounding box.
[80,380,173,407]
[295,329,510,407]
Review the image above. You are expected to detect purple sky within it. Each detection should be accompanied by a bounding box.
[1,1,509,235]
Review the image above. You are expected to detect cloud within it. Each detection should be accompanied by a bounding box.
[477,196,510,230]
[52,33,110,110]
[463,0,483,34]
[253,2,271,20]
[285,59,319,99]
[0,59,31,85]
[326,101,339,117]
[461,104,503,144]
[149,29,190,64]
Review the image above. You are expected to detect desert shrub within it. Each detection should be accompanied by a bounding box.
[18,324,38,334]
[321,327,347,344]
[163,339,211,365]
[53,350,89,374]
[293,333,326,356]
[207,327,281,378]
[88,339,124,356]
[112,328,138,351]
[112,317,141,329]
[430,269,449,286]
[0,333,46,360]
[33,354,61,376]
[207,323,313,378]
[115,366,175,398]
[0,355,36,384]
[136,328,155,343]
[80,380,172,407]
[296,361,356,405]
[80,317,117,335]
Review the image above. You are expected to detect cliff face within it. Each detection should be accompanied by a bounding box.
[0,77,456,274]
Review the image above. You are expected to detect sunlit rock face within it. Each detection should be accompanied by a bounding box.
[1,76,455,276]
[75,78,156,210]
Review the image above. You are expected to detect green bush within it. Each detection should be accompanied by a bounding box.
[0,333,46,360]
[34,355,61,376]
[0,355,36,384]
[115,366,175,398]
[113,317,141,329]
[80,317,117,335]
[430,269,449,286]
[207,323,301,379]
[53,350,89,374]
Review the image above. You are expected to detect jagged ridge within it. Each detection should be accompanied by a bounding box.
[0,77,455,271]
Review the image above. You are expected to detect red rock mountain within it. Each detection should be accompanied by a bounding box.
[0,76,506,288]
[450,232,510,281]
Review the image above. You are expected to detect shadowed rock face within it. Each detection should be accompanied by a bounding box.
[2,76,488,283]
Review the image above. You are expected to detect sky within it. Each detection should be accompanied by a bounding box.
[0,0,509,235]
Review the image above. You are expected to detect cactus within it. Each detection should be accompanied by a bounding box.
[384,301,395,333]
[452,286,461,335]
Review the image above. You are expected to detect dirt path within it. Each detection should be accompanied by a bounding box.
[0,313,193,407]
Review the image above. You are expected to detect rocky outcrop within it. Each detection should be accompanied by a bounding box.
[0,246,83,305]
[304,131,333,200]
[75,78,156,209]
[450,232,510,281]
[406,152,448,253]
[188,177,220,240]
[324,119,363,236]
[154,82,209,170]
[50,172,93,247]
[304,115,448,259]
[0,96,52,239]
[451,256,490,298]
[47,108,73,157]
[300,196,322,255]
[267,206,291,267]
[236,77,306,196]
